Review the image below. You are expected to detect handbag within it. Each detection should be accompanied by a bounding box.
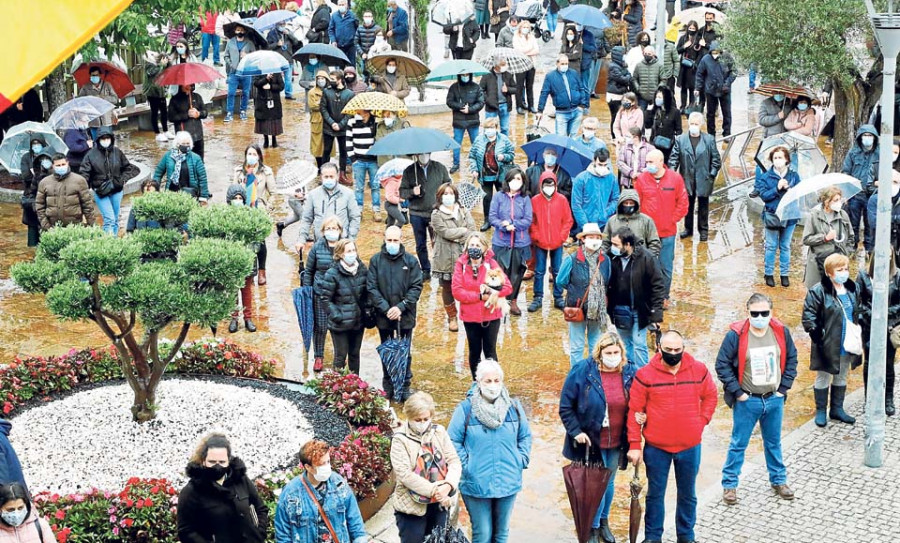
[652,135,673,151]
[612,305,634,330]
[843,318,864,355]
[681,58,695,69]
[762,210,783,230]
[299,474,340,543]
[95,179,117,198]
[361,305,378,329]
[490,14,501,25]
[409,439,450,504]
[563,258,602,322]
[305,28,320,42]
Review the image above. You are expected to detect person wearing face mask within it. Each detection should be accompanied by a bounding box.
[573,148,620,233]
[626,331,717,543]
[536,54,590,138]
[386,0,410,51]
[606,46,634,138]
[223,22,257,122]
[579,116,608,154]
[694,41,735,138]
[391,392,462,542]
[354,10,382,79]
[375,110,412,168]
[855,254,900,417]
[757,92,790,138]
[676,21,703,110]
[491,3,515,44]
[343,64,369,93]
[448,359,532,543]
[298,163,361,249]
[842,124,880,252]
[432,184,476,332]
[754,147,801,287]
[559,333,637,543]
[63,129,92,176]
[479,57,516,135]
[525,148,572,202]
[715,293,799,506]
[489,168,534,316]
[616,125,653,188]
[528,171,573,312]
[633,47,664,114]
[512,20,538,114]
[234,144,275,282]
[178,433,269,543]
[668,111,721,242]
[77,66,118,140]
[624,31,651,73]
[16,136,48,206]
[444,15,481,62]
[318,239,369,372]
[367,226,424,399]
[802,253,862,428]
[864,140,900,256]
[400,151,452,281]
[560,25,584,76]
[784,97,819,137]
[650,86,682,163]
[601,190,662,257]
[224,185,261,333]
[371,58,412,100]
[35,154,96,231]
[320,71,355,172]
[152,131,210,203]
[143,52,171,142]
[266,22,298,100]
[328,0,360,68]
[79,127,136,235]
[20,151,54,246]
[368,29,392,58]
[347,108,382,220]
[699,13,720,56]
[276,440,367,543]
[253,71,286,149]
[301,216,345,372]
[448,72,486,174]
[0,483,52,543]
[168,83,209,158]
[469,117,515,230]
[308,70,330,167]
[308,0,332,44]
[166,37,200,96]
[802,186,852,289]
[612,92,645,149]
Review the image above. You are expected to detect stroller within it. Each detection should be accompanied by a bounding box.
[514,0,553,42]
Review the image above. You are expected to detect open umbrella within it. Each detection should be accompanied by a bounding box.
[629,464,643,543]
[47,96,115,130]
[559,4,612,30]
[276,159,318,195]
[431,0,475,26]
[376,327,412,401]
[456,181,487,211]
[376,158,414,185]
[775,173,863,222]
[368,127,460,156]
[236,50,290,77]
[755,132,828,180]
[72,60,134,99]
[293,43,351,67]
[254,9,297,32]
[156,62,223,86]
[521,134,594,177]
[223,20,269,49]
[423,522,470,543]
[0,121,67,175]
[679,7,726,23]
[478,47,534,75]
[342,92,409,117]
[563,449,612,543]
[368,51,430,80]
[426,60,490,82]
[292,287,314,353]
[752,81,819,102]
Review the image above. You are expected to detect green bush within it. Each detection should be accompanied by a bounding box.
[189,204,272,246]
[46,279,94,321]
[36,225,106,261]
[59,237,141,278]
[104,262,188,331]
[178,238,255,291]
[10,258,72,294]
[353,0,388,27]
[131,228,183,259]
[179,289,242,328]
[132,190,197,226]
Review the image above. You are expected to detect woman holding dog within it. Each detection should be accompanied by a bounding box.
[452,233,512,380]
[489,168,533,317]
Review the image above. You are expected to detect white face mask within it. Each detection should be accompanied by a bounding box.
[364,17,373,24]
[772,158,787,169]
[409,419,431,434]
[595,165,610,177]
[542,185,555,197]
[442,194,456,207]
[387,65,397,74]
[0,508,27,527]
[481,382,502,400]
[584,239,602,251]
[314,464,332,481]
[830,201,842,213]
[688,125,701,137]
[509,179,523,192]
[384,116,395,126]
[324,229,340,242]
[582,130,595,140]
[342,252,358,265]
[499,65,509,73]
[601,355,621,369]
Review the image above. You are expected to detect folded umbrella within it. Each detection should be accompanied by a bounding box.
[292,286,315,353]
[559,4,612,30]
[775,173,862,222]
[254,9,298,32]
[376,328,412,402]
[521,134,594,177]
[368,51,430,80]
[563,449,613,543]
[236,50,290,77]
[426,59,490,82]
[156,62,224,86]
[293,43,351,67]
[376,158,414,185]
[342,91,409,117]
[276,159,318,195]
[423,522,470,543]
[0,121,68,175]
[47,96,115,130]
[478,47,534,75]
[72,60,134,99]
[367,127,460,156]
[629,464,643,543]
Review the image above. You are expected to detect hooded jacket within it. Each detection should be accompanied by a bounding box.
[63,129,91,173]
[530,172,574,250]
[668,129,721,197]
[390,421,462,516]
[35,170,96,231]
[451,250,512,323]
[606,46,633,96]
[176,458,269,543]
[695,42,736,97]
[0,509,53,543]
[168,88,208,143]
[601,189,662,257]
[489,190,533,248]
[298,184,361,242]
[526,163,572,202]
[366,243,423,330]
[79,128,137,195]
[318,256,369,332]
[17,135,47,191]
[802,277,862,375]
[571,165,620,230]
[23,151,53,202]
[447,76,486,129]
[431,205,476,275]
[0,420,27,493]
[842,125,880,193]
[634,167,689,238]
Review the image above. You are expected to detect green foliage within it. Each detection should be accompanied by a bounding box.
[131,228,183,259]
[132,191,197,226]
[36,225,106,262]
[59,237,141,279]
[353,0,388,28]
[189,204,272,246]
[46,279,93,321]
[10,258,72,294]
[180,289,241,327]
[104,262,187,331]
[178,238,255,291]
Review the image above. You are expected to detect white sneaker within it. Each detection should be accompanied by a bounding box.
[155,133,168,142]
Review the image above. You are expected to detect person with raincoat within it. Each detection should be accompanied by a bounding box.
[431,184,476,333]
[253,72,285,149]
[308,70,329,167]
[233,144,275,286]
[448,72,485,174]
[0,483,53,543]
[489,168,533,317]
[447,359,532,543]
[559,332,637,543]
[572,148,620,234]
[668,111,721,242]
[302,216,346,373]
[841,124,880,253]
[168,84,208,159]
[152,131,210,203]
[318,238,368,373]
[528,170,573,312]
[144,52,170,142]
[755,146,801,288]
[802,186,852,289]
[77,66,118,141]
[606,46,633,140]
[469,117,515,231]
[80,127,137,235]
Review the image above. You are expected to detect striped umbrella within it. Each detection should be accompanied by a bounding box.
[292,287,314,353]
[752,82,819,103]
[236,50,290,77]
[479,47,534,75]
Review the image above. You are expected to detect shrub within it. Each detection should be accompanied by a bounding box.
[307,371,392,431]
[189,204,272,246]
[173,338,278,379]
[331,427,393,499]
[131,191,197,226]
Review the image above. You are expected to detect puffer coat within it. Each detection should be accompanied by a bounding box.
[447,77,485,129]
[79,128,137,195]
[34,171,96,230]
[301,238,336,288]
[802,277,862,374]
[318,258,369,332]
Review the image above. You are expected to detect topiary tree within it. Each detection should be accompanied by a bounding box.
[10,192,271,422]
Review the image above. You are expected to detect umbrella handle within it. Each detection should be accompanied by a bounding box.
[633,462,640,481]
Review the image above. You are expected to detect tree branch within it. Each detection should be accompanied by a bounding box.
[150,322,191,390]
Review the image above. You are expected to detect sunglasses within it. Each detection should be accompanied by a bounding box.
[750,310,771,318]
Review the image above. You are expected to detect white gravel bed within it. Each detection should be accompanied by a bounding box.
[9,378,314,494]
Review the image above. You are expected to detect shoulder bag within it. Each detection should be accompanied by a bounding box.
[300,475,341,543]
[843,317,864,355]
[762,210,783,229]
[563,258,602,322]
[652,135,673,151]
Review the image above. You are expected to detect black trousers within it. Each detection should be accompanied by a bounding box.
[481,182,496,224]
[148,96,168,133]
[451,47,475,60]
[516,68,536,111]
[705,92,732,137]
[463,319,501,380]
[378,327,413,397]
[322,133,348,171]
[684,193,709,236]
[607,100,621,139]
[331,328,364,373]
[395,504,449,543]
[257,242,267,271]
[193,139,205,161]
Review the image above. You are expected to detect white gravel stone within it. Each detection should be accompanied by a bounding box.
[9,379,314,494]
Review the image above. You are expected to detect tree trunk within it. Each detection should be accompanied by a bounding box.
[411,1,428,102]
[131,385,157,423]
[45,65,69,113]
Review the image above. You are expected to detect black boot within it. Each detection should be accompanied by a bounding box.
[210,325,217,336]
[263,135,270,148]
[228,318,239,333]
[781,275,790,287]
[679,229,692,239]
[887,396,896,417]
[598,518,616,543]
[244,319,257,332]
[276,221,285,237]
[814,387,828,427]
[765,275,775,287]
[829,385,856,424]
[272,135,278,148]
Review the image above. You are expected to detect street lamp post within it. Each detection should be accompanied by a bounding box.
[862,0,900,468]
[655,0,667,60]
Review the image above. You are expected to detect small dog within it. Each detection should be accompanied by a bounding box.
[483,267,510,316]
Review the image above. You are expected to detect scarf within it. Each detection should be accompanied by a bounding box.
[471,386,512,430]
[169,149,188,188]
[439,204,459,220]
[456,23,465,49]
[584,249,607,323]
[245,170,258,207]
[340,259,359,275]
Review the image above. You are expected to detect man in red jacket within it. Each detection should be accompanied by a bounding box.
[634,150,688,305]
[528,171,574,312]
[627,330,718,543]
[199,10,221,66]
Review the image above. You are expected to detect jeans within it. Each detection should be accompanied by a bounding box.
[659,235,675,299]
[763,223,796,276]
[94,190,123,235]
[410,214,432,273]
[395,503,448,543]
[226,73,252,114]
[644,443,702,542]
[618,319,649,368]
[463,319,501,380]
[453,125,479,168]
[282,197,304,227]
[592,448,620,527]
[721,395,787,489]
[555,108,583,138]
[684,193,709,236]
[201,32,220,63]
[581,68,593,97]
[281,64,294,98]
[331,328,364,373]
[485,103,510,136]
[352,160,380,209]
[847,192,868,249]
[748,65,758,89]
[533,246,563,300]
[568,320,603,366]
[462,494,518,543]
[705,92,732,137]
[546,12,558,35]
[338,43,356,69]
[385,203,408,226]
[589,59,603,96]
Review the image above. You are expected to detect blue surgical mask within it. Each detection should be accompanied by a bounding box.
[646,164,659,175]
[441,194,456,207]
[322,177,337,190]
[385,242,400,255]
[41,158,52,170]
[324,229,340,242]
[833,271,850,285]
[246,155,258,166]
[54,166,69,177]
[797,103,809,112]
[177,46,187,55]
[773,94,784,102]
[309,58,319,65]
[655,97,664,107]
[610,245,622,256]
[862,135,875,148]
[460,75,471,83]
[31,143,43,153]
[342,252,357,265]
[543,154,557,166]
[90,75,101,85]
[484,128,497,139]
[749,315,771,330]
[689,125,701,137]
[339,5,348,13]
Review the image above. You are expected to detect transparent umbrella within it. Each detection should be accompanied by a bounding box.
[775,173,862,221]
[0,122,67,175]
[48,96,115,130]
[755,132,828,181]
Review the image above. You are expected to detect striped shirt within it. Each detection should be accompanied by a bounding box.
[346,115,377,162]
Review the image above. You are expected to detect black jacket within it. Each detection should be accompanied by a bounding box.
[856,269,900,350]
[649,86,682,144]
[301,238,336,288]
[444,19,480,52]
[479,70,517,113]
[253,73,285,121]
[17,134,47,193]
[399,161,451,217]
[309,4,332,43]
[366,244,424,330]
[168,90,208,143]
[802,277,862,374]
[606,46,632,96]
[318,259,369,332]
[79,129,137,195]
[447,78,485,129]
[176,458,268,543]
[320,86,355,136]
[605,245,666,329]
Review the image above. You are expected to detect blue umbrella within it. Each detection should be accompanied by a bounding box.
[292,286,314,353]
[0,122,68,175]
[236,50,289,77]
[293,43,351,67]
[368,127,460,156]
[253,9,298,32]
[48,96,115,130]
[559,5,612,30]
[521,134,595,177]
[376,331,411,401]
[425,59,490,82]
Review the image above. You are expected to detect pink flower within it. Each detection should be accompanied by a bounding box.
[112,527,120,536]
[110,515,117,523]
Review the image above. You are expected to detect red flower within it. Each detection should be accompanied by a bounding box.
[58,527,71,543]
[2,402,11,415]
[136,498,145,508]
[54,510,65,520]
[224,352,233,360]
[150,486,160,495]
[124,518,134,527]
[144,498,154,507]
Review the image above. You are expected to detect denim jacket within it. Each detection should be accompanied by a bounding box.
[274,473,368,543]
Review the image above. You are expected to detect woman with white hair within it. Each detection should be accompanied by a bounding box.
[391,391,462,543]
[151,131,210,202]
[448,360,532,543]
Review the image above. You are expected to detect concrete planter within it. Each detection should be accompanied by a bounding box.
[359,471,396,522]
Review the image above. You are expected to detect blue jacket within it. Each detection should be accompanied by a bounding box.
[538,69,589,113]
[274,473,367,543]
[754,166,800,226]
[388,6,409,42]
[489,191,533,248]
[842,124,880,194]
[0,420,27,493]
[694,42,736,97]
[580,29,597,71]
[559,360,637,461]
[329,10,359,48]
[152,150,210,200]
[468,133,515,181]
[556,247,611,310]
[571,168,620,230]
[447,390,533,498]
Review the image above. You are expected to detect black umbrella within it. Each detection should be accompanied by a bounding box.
[223,20,268,49]
[424,522,470,543]
[376,325,412,401]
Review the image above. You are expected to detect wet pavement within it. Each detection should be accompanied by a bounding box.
[0,28,867,543]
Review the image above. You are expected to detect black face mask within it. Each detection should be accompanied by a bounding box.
[331,81,340,89]
[197,464,229,482]
[661,351,683,366]
[468,247,484,260]
[345,76,355,83]
[621,204,637,215]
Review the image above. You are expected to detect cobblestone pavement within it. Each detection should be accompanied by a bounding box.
[662,388,900,543]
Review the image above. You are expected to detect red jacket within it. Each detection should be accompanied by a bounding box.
[451,250,512,323]
[530,172,574,250]
[633,167,689,238]
[627,352,718,453]
[731,318,788,387]
[199,11,218,33]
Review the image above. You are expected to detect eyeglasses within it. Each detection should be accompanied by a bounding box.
[749,310,771,318]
